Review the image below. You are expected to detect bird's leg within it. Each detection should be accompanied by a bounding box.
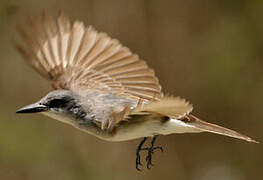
[136,137,147,171]
[144,135,163,169]
[135,136,163,170]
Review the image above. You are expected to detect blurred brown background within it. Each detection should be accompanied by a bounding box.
[0,0,263,179]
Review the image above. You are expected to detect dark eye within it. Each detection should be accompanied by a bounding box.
[48,99,68,108]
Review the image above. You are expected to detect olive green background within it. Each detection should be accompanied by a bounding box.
[0,0,262,179]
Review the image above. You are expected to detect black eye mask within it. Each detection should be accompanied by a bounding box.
[48,98,70,108]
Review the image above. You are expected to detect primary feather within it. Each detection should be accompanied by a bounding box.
[15,12,258,143]
[16,11,162,102]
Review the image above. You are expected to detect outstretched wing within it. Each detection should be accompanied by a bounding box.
[16,12,162,102]
[16,12,195,131]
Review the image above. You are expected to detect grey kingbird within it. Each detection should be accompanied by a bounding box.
[15,12,258,170]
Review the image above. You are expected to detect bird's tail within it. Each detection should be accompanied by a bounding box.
[128,96,258,143]
[185,114,259,143]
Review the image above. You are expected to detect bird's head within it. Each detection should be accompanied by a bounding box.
[16,90,76,114]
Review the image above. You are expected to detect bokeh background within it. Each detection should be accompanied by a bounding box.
[0,0,263,179]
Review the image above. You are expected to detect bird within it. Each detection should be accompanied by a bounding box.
[15,11,258,170]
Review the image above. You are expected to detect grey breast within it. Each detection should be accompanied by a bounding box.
[78,91,138,124]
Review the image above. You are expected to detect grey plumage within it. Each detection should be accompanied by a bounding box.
[15,12,258,144]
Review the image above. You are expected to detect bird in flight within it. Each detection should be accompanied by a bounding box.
[15,12,258,170]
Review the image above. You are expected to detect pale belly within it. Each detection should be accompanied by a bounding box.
[106,118,203,142]
[41,112,202,142]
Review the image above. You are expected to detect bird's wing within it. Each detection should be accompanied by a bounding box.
[16,12,162,103]
[16,12,194,131]
[125,96,193,120]
[100,95,193,131]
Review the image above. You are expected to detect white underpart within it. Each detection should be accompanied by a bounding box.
[41,111,203,142]
[109,118,203,142]
[42,111,75,126]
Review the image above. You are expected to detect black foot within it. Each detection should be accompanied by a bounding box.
[135,136,163,171]
[136,137,147,171]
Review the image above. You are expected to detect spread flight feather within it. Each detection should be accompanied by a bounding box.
[15,12,258,143]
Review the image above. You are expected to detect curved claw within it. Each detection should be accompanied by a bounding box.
[145,146,163,169]
[135,136,163,170]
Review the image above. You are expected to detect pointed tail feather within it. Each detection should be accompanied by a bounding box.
[186,115,259,143]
